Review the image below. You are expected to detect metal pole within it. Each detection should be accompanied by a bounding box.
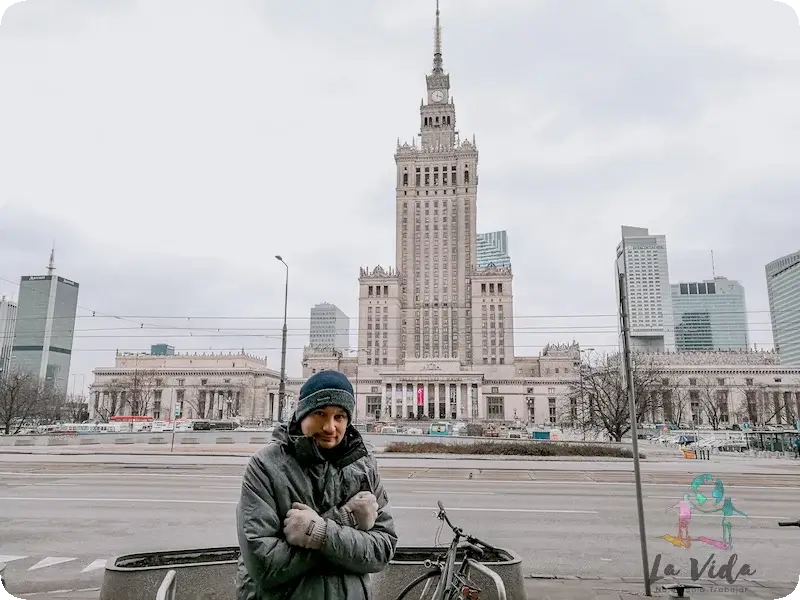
[170,388,176,453]
[276,256,288,423]
[618,230,652,597]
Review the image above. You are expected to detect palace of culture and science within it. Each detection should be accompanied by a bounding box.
[304,3,581,423]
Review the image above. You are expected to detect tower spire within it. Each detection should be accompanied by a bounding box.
[433,0,443,74]
[47,244,56,276]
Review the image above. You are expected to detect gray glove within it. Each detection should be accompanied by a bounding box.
[342,491,379,531]
[283,503,327,549]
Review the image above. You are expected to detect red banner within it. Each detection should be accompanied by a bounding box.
[416,387,425,406]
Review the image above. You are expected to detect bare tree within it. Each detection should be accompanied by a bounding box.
[94,378,127,422]
[694,376,731,430]
[63,394,90,423]
[664,379,691,426]
[117,370,161,417]
[567,353,668,442]
[0,371,50,434]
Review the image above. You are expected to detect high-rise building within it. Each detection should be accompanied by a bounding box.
[476,231,511,270]
[309,303,349,352]
[671,277,749,351]
[9,250,79,400]
[0,296,17,379]
[150,344,175,356]
[766,250,800,367]
[615,226,675,352]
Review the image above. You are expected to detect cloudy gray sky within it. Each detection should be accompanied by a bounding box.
[1,0,798,391]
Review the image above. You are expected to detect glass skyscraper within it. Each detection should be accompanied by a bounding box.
[476,230,511,270]
[10,254,79,400]
[766,251,800,366]
[671,277,749,351]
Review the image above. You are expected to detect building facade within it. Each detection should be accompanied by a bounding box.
[671,277,749,352]
[89,351,285,423]
[476,230,511,270]
[766,250,800,367]
[9,252,79,400]
[309,303,350,352]
[0,296,17,379]
[616,226,675,352]
[644,350,800,428]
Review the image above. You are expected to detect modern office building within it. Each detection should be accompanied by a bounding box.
[309,303,350,352]
[766,250,800,367]
[615,226,675,352]
[150,344,176,356]
[476,230,511,270]
[9,251,79,400]
[0,296,17,379]
[671,277,749,351]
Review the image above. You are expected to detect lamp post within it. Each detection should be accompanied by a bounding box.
[275,256,289,423]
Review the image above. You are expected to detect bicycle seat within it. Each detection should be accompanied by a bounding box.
[461,542,485,559]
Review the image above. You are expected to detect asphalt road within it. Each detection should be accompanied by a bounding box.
[1,458,798,596]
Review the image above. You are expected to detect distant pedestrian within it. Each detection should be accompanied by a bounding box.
[236,370,398,599]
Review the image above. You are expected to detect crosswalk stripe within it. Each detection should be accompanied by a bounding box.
[0,556,27,564]
[81,559,107,573]
[28,557,77,571]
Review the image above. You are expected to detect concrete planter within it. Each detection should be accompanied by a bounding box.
[100,545,525,600]
[100,547,238,600]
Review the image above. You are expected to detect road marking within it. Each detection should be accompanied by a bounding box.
[0,496,236,505]
[81,559,107,573]
[383,479,799,491]
[0,555,27,564]
[28,557,77,571]
[410,490,494,495]
[394,506,599,514]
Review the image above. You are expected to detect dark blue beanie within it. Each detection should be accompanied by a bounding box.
[295,370,355,423]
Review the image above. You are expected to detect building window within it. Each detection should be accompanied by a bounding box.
[487,396,504,420]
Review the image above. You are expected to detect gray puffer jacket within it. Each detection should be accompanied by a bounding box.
[236,423,398,599]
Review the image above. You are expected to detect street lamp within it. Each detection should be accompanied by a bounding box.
[275,256,289,423]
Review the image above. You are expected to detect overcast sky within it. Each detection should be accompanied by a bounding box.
[1,0,799,391]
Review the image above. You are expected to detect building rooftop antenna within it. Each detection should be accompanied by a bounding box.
[47,244,56,276]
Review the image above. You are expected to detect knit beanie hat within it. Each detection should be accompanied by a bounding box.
[295,370,356,423]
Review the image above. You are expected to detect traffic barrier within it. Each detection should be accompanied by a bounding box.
[47,437,69,446]
[115,438,135,445]
[13,438,34,446]
[180,437,199,445]
[215,437,235,444]
[80,437,99,445]
[248,436,268,445]
[148,437,168,445]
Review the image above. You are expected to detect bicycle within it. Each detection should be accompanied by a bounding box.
[393,501,507,600]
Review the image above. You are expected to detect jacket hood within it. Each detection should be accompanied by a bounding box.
[271,421,368,469]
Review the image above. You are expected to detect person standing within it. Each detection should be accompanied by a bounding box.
[237,370,397,599]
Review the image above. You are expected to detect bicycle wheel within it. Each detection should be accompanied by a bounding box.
[393,569,441,600]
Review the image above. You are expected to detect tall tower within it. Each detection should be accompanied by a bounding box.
[10,250,80,400]
[394,0,479,365]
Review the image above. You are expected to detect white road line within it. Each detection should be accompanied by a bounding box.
[81,559,108,573]
[1,472,797,492]
[0,496,236,504]
[410,490,494,495]
[28,557,77,571]
[383,479,798,491]
[393,506,599,514]
[0,555,27,564]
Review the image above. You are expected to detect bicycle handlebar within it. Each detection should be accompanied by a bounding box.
[436,501,500,553]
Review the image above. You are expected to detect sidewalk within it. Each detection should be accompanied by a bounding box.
[15,578,799,599]
[524,577,798,599]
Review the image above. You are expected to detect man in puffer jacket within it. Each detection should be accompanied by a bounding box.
[236,370,398,599]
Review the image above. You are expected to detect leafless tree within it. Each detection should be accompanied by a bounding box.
[664,380,691,426]
[118,370,161,417]
[63,394,90,423]
[94,378,127,422]
[184,387,243,420]
[0,371,51,434]
[694,375,731,430]
[567,353,668,442]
